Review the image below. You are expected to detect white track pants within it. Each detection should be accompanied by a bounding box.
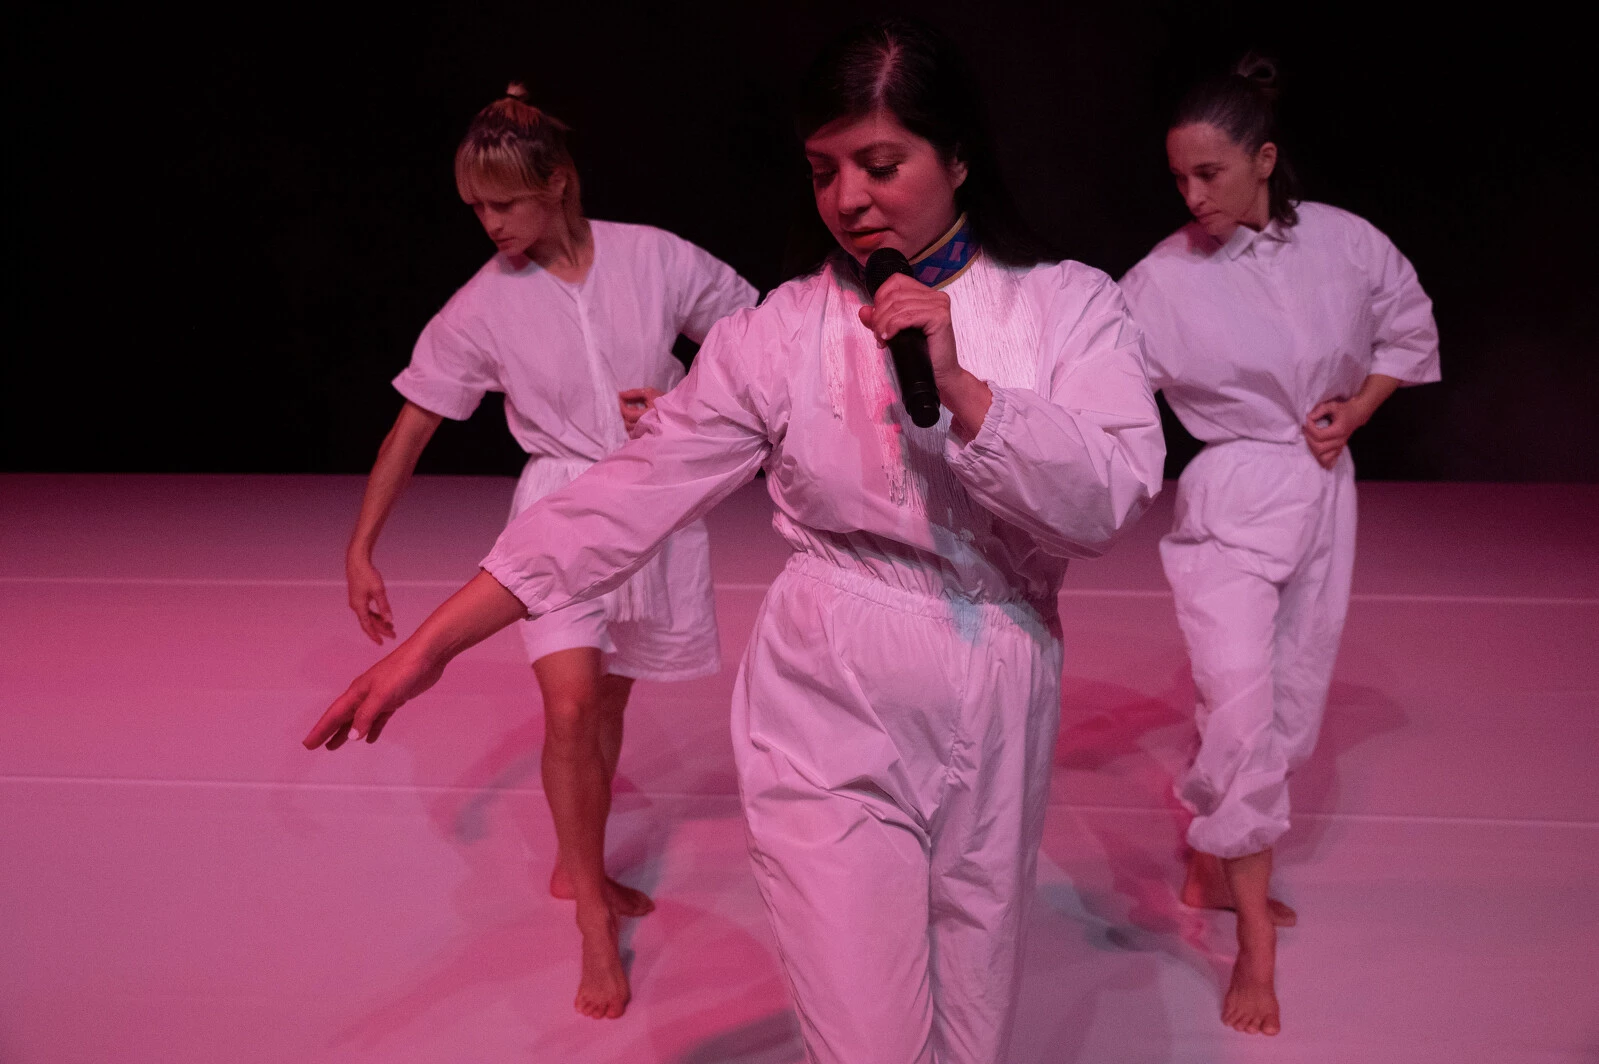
[1160,441,1356,858]
[732,555,1063,1064]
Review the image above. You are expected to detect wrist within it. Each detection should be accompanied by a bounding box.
[1350,375,1400,424]
[1347,394,1378,427]
[935,367,981,401]
[938,371,993,444]
[932,359,968,388]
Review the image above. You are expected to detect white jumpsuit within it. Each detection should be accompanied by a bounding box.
[1120,203,1440,858]
[394,220,756,679]
[482,254,1165,1062]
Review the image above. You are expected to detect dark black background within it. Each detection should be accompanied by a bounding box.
[6,1,1595,480]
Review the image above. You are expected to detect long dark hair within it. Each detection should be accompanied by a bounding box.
[782,18,1059,279]
[1172,55,1300,227]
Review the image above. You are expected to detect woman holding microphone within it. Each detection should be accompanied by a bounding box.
[311,22,1163,1060]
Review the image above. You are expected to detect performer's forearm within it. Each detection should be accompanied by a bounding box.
[349,402,442,561]
[938,368,994,444]
[1348,373,1402,424]
[410,570,530,662]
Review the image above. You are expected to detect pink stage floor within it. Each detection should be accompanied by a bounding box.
[2,474,1596,1063]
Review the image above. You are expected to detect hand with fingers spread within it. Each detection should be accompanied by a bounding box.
[857,273,992,442]
[618,387,665,439]
[346,556,396,644]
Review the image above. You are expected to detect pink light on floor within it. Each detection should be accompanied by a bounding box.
[1,474,1595,1062]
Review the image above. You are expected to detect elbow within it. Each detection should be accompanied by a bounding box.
[1070,462,1162,558]
[1033,436,1164,560]
[1073,500,1148,559]
[1042,489,1151,561]
[1043,520,1119,561]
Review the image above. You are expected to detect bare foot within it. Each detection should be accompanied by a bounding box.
[1222,915,1281,1035]
[574,908,631,1020]
[1182,850,1297,927]
[551,863,656,917]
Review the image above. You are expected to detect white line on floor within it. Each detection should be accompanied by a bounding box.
[1,774,1595,829]
[3,575,1595,606]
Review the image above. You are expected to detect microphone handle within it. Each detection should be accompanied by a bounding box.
[886,329,943,428]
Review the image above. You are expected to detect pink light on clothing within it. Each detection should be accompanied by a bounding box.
[1122,202,1441,857]
[480,254,1165,1062]
[394,219,756,675]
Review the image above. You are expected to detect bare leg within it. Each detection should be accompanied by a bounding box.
[534,649,630,1019]
[1219,848,1282,1036]
[595,672,629,780]
[1182,849,1297,926]
[548,672,654,917]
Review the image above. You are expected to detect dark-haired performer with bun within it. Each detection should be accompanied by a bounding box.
[1120,57,1440,1036]
[335,84,755,1020]
[308,21,1163,1063]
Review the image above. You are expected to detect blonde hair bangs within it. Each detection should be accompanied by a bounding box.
[454,86,584,230]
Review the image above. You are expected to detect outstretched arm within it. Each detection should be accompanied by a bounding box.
[482,312,775,617]
[305,310,776,752]
[305,570,527,749]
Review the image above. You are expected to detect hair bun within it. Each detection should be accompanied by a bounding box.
[1233,53,1280,101]
[505,81,529,101]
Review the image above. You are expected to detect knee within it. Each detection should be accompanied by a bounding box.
[543,694,601,748]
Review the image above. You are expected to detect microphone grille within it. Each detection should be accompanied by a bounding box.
[864,248,912,295]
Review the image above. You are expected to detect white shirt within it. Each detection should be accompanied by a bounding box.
[1120,202,1440,445]
[482,255,1166,618]
[393,220,758,460]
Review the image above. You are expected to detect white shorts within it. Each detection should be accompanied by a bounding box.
[511,456,722,682]
[516,531,723,681]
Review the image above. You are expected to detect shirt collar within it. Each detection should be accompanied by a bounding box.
[1220,218,1292,260]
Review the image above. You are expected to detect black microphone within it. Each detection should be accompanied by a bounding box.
[864,248,943,428]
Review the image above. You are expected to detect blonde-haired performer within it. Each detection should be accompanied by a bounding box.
[337,84,756,1019]
[1120,58,1440,1037]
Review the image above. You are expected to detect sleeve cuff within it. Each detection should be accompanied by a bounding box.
[392,371,482,421]
[1369,353,1442,387]
[945,383,1011,471]
[480,550,541,617]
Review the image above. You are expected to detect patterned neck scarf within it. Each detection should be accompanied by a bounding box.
[908,213,976,288]
[835,214,979,293]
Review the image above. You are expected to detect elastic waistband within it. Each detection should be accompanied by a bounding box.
[781,552,1049,628]
[1195,437,1340,470]
[519,454,596,474]
[1203,437,1307,452]
[1195,436,1352,474]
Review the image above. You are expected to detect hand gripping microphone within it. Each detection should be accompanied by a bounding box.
[864,248,943,428]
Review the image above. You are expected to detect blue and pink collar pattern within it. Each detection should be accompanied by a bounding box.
[909,214,977,288]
